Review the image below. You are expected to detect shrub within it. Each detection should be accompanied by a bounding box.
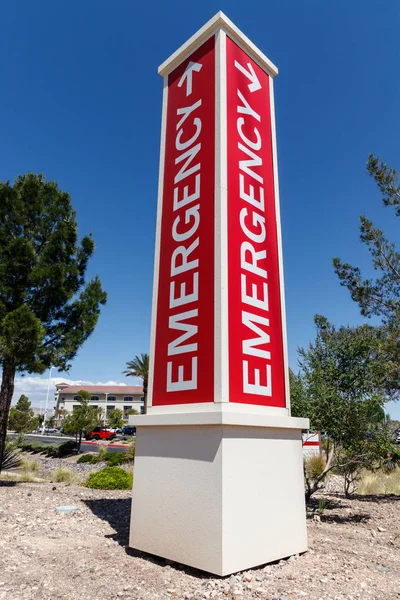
[96,446,108,462]
[17,439,77,458]
[105,452,127,466]
[0,443,23,472]
[358,467,400,496]
[125,442,135,462]
[51,467,77,484]
[305,454,326,480]
[86,466,133,490]
[22,458,40,473]
[77,453,96,464]
[51,440,78,458]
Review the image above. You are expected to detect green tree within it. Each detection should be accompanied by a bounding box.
[62,389,99,451]
[123,353,149,414]
[55,407,68,427]
[8,394,38,434]
[292,315,397,498]
[0,173,107,469]
[333,155,400,388]
[107,408,124,429]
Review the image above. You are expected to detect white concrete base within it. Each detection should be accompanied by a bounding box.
[129,412,308,576]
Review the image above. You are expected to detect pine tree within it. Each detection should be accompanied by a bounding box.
[0,173,107,469]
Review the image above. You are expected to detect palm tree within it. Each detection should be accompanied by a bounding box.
[123,353,149,414]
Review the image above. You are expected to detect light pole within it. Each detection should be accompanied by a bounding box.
[41,367,53,434]
[103,392,109,426]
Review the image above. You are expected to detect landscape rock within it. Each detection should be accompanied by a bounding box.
[0,481,399,599]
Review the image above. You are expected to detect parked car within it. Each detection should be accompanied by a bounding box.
[85,426,116,441]
[121,426,136,437]
[44,427,59,434]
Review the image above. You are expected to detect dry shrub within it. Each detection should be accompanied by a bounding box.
[305,454,326,480]
[51,467,77,484]
[358,467,400,496]
[22,458,40,473]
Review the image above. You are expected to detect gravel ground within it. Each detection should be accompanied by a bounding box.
[0,481,399,600]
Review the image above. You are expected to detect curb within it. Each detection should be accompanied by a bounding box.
[83,441,130,449]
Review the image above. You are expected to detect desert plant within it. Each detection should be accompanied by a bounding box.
[77,453,96,464]
[95,446,108,462]
[51,466,77,484]
[22,458,40,473]
[105,452,127,466]
[358,467,400,495]
[86,466,133,490]
[305,454,326,480]
[0,443,22,471]
[125,442,135,462]
[317,498,327,515]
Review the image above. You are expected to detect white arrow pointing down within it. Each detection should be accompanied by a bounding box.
[234,60,261,93]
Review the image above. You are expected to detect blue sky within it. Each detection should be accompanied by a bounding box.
[1,1,400,418]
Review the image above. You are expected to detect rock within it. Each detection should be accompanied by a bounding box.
[377,527,387,532]
[376,565,391,573]
[222,585,230,595]
[313,515,321,522]
[242,573,252,582]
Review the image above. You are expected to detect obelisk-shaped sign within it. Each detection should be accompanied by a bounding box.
[130,12,309,576]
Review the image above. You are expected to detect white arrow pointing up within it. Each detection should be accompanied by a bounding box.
[234,60,261,93]
[178,61,203,96]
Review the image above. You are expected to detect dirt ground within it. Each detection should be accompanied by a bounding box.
[0,481,399,600]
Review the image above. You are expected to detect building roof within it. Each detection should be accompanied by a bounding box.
[57,385,143,395]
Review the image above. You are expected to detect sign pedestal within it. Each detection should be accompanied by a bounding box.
[130,410,308,576]
[129,12,309,576]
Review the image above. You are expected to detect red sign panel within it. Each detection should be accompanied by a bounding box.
[152,37,215,405]
[226,36,286,407]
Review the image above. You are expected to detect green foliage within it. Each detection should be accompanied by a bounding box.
[62,390,100,450]
[0,172,107,468]
[123,353,148,413]
[293,315,397,500]
[78,450,130,466]
[107,408,124,429]
[17,439,77,458]
[333,155,400,389]
[8,394,37,433]
[77,453,96,464]
[105,452,127,466]
[317,498,327,515]
[294,316,394,445]
[85,466,133,490]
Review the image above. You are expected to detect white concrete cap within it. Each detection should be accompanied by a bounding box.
[130,410,309,430]
[158,11,278,78]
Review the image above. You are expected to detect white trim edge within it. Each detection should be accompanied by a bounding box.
[158,12,278,79]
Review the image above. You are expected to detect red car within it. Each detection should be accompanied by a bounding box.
[85,426,116,441]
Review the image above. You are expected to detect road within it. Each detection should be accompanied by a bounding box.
[9,433,131,454]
